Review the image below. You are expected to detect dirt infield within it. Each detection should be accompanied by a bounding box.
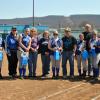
[0,53,100,100]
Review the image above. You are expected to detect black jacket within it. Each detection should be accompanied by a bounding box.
[38,38,50,55]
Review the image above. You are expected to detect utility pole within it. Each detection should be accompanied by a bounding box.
[33,0,35,26]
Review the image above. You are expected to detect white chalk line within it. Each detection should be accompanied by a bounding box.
[38,79,96,100]
[38,83,85,100]
[91,94,100,100]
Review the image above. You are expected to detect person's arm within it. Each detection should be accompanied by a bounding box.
[45,43,50,55]
[58,40,63,52]
[38,38,42,54]
[37,37,40,50]
[1,40,5,50]
[48,40,56,51]
[19,34,27,51]
[73,37,77,52]
[97,41,100,48]
[62,38,64,51]
[5,35,11,54]
[0,40,4,51]
[26,38,31,52]
[88,40,91,49]
[72,37,77,57]
[81,41,86,51]
[98,45,100,48]
[6,35,9,49]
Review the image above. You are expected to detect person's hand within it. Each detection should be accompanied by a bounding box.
[58,48,63,52]
[31,48,36,52]
[98,46,100,48]
[37,46,39,50]
[73,49,76,54]
[0,47,3,51]
[26,48,30,52]
[18,46,20,50]
[81,48,84,51]
[45,52,49,55]
[52,48,57,51]
[75,55,77,60]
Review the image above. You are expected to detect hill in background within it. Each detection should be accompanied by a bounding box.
[0,14,100,29]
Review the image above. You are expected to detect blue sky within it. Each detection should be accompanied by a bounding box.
[0,0,100,19]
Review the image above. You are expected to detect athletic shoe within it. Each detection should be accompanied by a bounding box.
[63,75,67,79]
[70,75,74,79]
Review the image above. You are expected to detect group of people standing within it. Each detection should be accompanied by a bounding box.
[0,24,99,80]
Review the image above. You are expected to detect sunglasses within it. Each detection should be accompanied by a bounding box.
[53,34,58,36]
[31,30,36,32]
[65,31,70,32]
[12,29,16,31]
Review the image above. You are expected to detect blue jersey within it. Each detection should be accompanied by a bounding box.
[89,38,98,56]
[76,40,85,55]
[6,33,18,50]
[90,38,97,50]
[50,38,62,48]
[21,33,31,51]
[49,38,62,55]
[22,34,31,47]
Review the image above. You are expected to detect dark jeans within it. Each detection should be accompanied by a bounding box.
[88,52,92,76]
[28,51,38,76]
[41,54,50,75]
[62,51,74,76]
[7,51,18,76]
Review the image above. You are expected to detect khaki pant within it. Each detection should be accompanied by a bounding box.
[77,54,88,71]
[97,53,100,66]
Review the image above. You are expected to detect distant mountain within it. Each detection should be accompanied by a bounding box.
[0,14,100,28]
[34,15,74,28]
[0,17,33,25]
[70,14,100,28]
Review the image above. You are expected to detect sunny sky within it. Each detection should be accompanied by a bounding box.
[0,0,100,19]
